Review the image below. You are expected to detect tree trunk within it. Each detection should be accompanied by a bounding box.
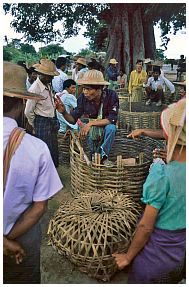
[105,4,156,74]
[131,7,145,67]
[143,19,156,59]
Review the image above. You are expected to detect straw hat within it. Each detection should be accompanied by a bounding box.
[144,58,152,64]
[76,57,87,66]
[3,61,43,100]
[109,58,118,64]
[33,59,59,76]
[161,98,186,163]
[77,69,110,86]
[173,80,186,86]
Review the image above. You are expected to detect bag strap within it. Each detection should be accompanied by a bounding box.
[3,127,26,191]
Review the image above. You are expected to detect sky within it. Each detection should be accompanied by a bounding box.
[3,11,186,59]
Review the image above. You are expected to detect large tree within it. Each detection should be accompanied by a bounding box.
[3,3,185,74]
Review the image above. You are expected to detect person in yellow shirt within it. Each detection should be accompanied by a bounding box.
[128,60,147,102]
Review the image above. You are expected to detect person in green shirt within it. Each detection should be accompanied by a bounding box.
[113,98,186,283]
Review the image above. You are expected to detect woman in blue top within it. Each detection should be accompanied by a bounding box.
[112,98,186,283]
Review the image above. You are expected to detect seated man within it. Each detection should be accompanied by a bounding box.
[145,66,175,106]
[55,69,119,166]
[56,79,79,133]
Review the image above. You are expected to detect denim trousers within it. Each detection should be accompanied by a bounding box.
[87,124,116,159]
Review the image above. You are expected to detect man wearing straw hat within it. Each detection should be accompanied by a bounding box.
[25,58,60,167]
[54,69,119,166]
[3,61,63,284]
[106,58,119,90]
[76,57,88,80]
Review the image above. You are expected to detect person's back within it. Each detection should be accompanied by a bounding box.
[3,61,63,284]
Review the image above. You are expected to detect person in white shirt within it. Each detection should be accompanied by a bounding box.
[145,66,175,106]
[52,57,68,93]
[56,79,79,133]
[3,61,63,284]
[25,59,60,167]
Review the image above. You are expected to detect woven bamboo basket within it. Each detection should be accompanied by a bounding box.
[119,102,166,130]
[70,129,165,202]
[48,190,142,281]
[57,132,71,165]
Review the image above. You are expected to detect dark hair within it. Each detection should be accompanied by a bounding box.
[153,66,161,74]
[63,79,76,90]
[3,96,23,113]
[56,57,67,69]
[136,59,143,65]
[27,67,37,75]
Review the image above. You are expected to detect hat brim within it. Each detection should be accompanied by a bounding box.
[4,89,43,100]
[77,79,110,86]
[110,61,118,64]
[34,66,59,76]
[76,60,87,66]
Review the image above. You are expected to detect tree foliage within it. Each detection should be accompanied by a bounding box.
[3,3,185,49]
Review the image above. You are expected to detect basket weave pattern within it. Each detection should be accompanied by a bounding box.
[58,132,70,165]
[70,129,164,202]
[48,190,142,281]
[119,102,166,130]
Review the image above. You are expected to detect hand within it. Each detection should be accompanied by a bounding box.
[127,129,144,139]
[54,95,66,114]
[4,237,26,264]
[153,148,167,162]
[79,122,92,138]
[112,253,131,270]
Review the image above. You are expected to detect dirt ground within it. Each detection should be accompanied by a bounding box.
[40,165,128,284]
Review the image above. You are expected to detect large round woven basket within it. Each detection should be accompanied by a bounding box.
[57,132,70,165]
[119,101,166,130]
[70,129,165,202]
[48,190,142,281]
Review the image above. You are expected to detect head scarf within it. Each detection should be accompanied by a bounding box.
[161,98,186,163]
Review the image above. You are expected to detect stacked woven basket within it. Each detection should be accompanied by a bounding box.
[70,129,165,203]
[48,190,142,281]
[119,101,166,130]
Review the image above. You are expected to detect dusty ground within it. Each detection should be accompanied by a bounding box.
[40,165,128,284]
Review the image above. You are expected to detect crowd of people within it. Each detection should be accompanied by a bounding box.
[3,53,186,284]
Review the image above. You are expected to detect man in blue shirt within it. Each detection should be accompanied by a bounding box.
[55,69,119,166]
[106,58,119,90]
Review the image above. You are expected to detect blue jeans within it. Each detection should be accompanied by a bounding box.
[87,124,116,159]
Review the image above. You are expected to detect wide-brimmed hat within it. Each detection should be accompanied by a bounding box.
[109,58,118,64]
[173,80,186,86]
[77,69,110,86]
[3,61,43,100]
[144,58,152,64]
[76,57,87,66]
[161,98,186,163]
[33,59,59,76]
